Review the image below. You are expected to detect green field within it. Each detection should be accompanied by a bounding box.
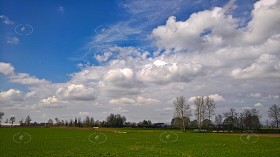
[0,128,279,157]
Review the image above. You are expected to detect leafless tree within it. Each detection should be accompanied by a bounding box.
[194,96,204,129]
[215,114,223,126]
[0,112,4,126]
[205,96,215,120]
[268,104,280,129]
[25,115,31,126]
[10,116,15,126]
[173,96,191,132]
[223,108,238,131]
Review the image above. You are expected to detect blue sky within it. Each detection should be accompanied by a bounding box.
[0,0,279,123]
[0,0,241,83]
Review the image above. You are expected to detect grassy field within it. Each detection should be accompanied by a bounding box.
[0,128,279,157]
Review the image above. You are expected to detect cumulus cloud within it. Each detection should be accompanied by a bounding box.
[0,62,15,75]
[9,73,50,85]
[0,89,23,101]
[56,84,96,101]
[100,68,140,96]
[94,51,113,62]
[231,54,280,79]
[254,103,263,107]
[151,7,240,51]
[244,0,280,44]
[138,60,203,84]
[0,62,50,86]
[208,94,225,102]
[40,96,65,105]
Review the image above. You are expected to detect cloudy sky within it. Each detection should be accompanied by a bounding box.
[0,0,279,123]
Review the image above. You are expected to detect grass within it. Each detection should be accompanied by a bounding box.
[0,127,279,157]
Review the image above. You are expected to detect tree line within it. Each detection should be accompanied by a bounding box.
[172,96,280,132]
[0,100,279,132]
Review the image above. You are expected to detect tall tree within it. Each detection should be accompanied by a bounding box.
[194,96,204,129]
[84,116,90,127]
[240,108,261,131]
[106,113,126,127]
[25,115,31,126]
[214,114,223,130]
[174,96,191,132]
[0,112,4,126]
[205,96,215,120]
[55,118,60,126]
[10,116,16,126]
[223,108,238,131]
[268,104,280,129]
[48,119,53,126]
[90,117,94,127]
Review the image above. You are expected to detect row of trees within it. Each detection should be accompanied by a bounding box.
[1,102,279,131]
[172,95,280,132]
[173,96,215,132]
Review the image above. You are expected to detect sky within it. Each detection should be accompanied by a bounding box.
[0,0,279,124]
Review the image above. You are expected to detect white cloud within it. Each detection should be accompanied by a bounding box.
[138,61,203,84]
[151,7,240,51]
[0,15,14,24]
[56,84,96,101]
[0,62,50,86]
[136,96,160,104]
[188,94,225,102]
[79,112,91,116]
[231,54,280,79]
[6,37,19,44]
[254,103,263,107]
[109,97,136,104]
[109,96,160,105]
[0,62,15,75]
[40,96,65,105]
[9,73,50,85]
[94,51,112,62]
[248,93,262,98]
[208,94,225,102]
[244,0,280,44]
[100,68,140,96]
[0,89,23,101]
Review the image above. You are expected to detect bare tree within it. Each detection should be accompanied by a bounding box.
[194,96,204,129]
[48,119,53,126]
[55,118,60,126]
[84,116,90,127]
[205,96,215,120]
[215,114,223,126]
[173,96,191,132]
[10,116,16,126]
[25,115,31,126]
[223,108,238,131]
[0,112,4,126]
[268,104,280,129]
